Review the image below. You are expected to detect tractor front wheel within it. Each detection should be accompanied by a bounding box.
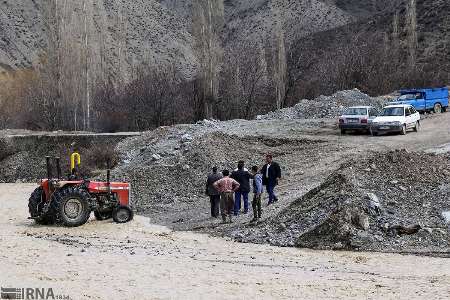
[52,186,91,227]
[112,206,134,223]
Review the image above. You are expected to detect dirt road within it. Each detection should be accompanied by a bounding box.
[143,113,450,235]
[1,184,449,300]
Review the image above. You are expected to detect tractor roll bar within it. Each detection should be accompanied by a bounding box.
[71,152,81,174]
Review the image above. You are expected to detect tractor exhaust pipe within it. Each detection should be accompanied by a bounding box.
[106,169,111,196]
[56,157,61,179]
[46,156,52,179]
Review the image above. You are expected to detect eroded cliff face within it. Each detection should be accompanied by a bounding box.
[0,0,358,77]
[2,0,447,80]
[0,0,197,79]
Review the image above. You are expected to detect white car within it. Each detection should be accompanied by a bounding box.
[370,104,420,136]
[338,106,379,134]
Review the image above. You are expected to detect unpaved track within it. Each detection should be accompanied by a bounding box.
[0,184,449,300]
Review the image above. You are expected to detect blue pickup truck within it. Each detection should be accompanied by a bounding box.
[388,87,449,113]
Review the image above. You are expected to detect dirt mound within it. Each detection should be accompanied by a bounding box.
[113,126,325,223]
[257,89,390,120]
[238,150,450,254]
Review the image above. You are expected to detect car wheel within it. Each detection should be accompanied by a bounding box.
[413,121,420,132]
[434,103,442,114]
[401,124,407,135]
[370,128,378,136]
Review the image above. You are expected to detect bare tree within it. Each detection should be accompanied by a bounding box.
[391,10,400,62]
[219,38,271,119]
[271,1,287,109]
[406,0,418,68]
[192,0,224,119]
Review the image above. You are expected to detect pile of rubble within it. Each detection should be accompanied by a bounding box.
[112,119,328,225]
[237,150,450,255]
[257,89,390,120]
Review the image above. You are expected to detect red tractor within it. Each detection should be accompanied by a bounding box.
[28,153,133,227]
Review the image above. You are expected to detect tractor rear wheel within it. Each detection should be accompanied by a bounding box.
[94,210,112,221]
[52,186,91,227]
[112,206,134,223]
[28,187,55,225]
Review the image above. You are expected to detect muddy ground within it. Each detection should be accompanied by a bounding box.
[0,184,449,299]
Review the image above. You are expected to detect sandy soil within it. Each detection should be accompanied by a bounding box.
[1,184,449,300]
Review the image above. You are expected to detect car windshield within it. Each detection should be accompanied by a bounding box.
[381,107,404,116]
[344,108,367,115]
[398,93,420,100]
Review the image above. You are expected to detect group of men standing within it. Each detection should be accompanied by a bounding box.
[205,154,282,223]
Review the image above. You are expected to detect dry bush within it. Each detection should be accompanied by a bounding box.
[83,143,120,171]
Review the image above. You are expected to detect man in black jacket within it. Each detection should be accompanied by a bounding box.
[205,167,223,218]
[231,161,252,215]
[261,154,281,205]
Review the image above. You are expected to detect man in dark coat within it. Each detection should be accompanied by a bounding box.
[261,154,281,205]
[205,166,223,218]
[231,161,252,215]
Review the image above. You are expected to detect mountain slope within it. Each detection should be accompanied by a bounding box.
[223,0,355,44]
[0,0,197,78]
[0,0,447,83]
[0,0,365,76]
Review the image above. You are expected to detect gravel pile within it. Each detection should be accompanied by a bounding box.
[113,120,327,224]
[257,89,390,120]
[236,150,450,255]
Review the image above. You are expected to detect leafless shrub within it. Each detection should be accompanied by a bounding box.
[83,143,120,170]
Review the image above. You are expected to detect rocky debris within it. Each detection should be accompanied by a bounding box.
[366,193,381,216]
[442,211,450,224]
[257,89,389,120]
[388,224,422,236]
[113,123,328,219]
[236,150,450,254]
[152,154,162,161]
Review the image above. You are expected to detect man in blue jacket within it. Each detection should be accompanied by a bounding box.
[250,165,263,222]
[231,161,252,215]
[260,154,281,205]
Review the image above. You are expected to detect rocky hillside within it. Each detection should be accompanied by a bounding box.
[223,0,354,44]
[296,0,450,68]
[0,0,197,78]
[0,0,384,76]
[1,0,447,85]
